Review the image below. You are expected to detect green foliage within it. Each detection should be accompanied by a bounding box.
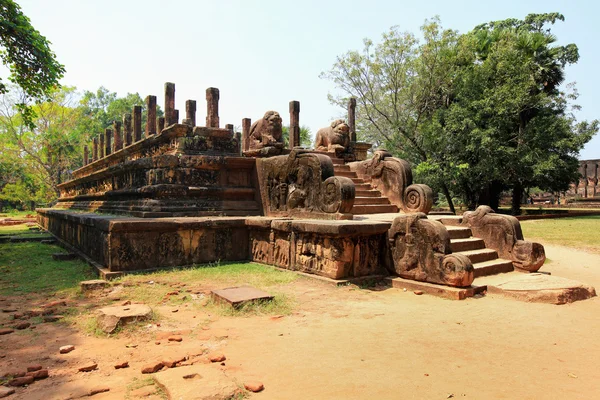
[0,241,95,296]
[281,125,312,147]
[0,0,65,128]
[322,13,598,214]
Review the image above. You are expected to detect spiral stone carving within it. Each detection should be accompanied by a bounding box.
[320,176,355,214]
[441,254,474,287]
[403,184,433,214]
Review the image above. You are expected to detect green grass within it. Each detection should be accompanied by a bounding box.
[0,224,37,235]
[521,215,600,253]
[0,242,96,296]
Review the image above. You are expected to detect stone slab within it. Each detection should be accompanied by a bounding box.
[97,304,152,333]
[385,276,485,300]
[482,272,597,304]
[153,365,239,400]
[211,286,273,308]
[52,253,78,261]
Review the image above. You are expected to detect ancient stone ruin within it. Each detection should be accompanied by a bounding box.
[37,82,596,303]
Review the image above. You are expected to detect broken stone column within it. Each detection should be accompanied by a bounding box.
[173,109,179,124]
[348,97,357,142]
[92,138,98,161]
[145,95,157,137]
[105,128,112,156]
[83,145,89,165]
[157,117,165,133]
[225,124,234,133]
[133,106,142,142]
[186,100,196,126]
[113,121,123,152]
[242,118,251,152]
[123,113,132,146]
[289,100,300,148]
[99,135,105,158]
[206,87,219,128]
[165,82,176,126]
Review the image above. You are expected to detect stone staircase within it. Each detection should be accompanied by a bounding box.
[330,157,399,215]
[437,216,514,278]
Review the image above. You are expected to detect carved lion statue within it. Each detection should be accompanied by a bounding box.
[249,111,283,150]
[315,119,350,152]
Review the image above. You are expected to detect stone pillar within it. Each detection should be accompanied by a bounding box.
[99,135,105,159]
[157,117,165,133]
[348,97,357,142]
[186,100,196,126]
[123,113,132,146]
[289,100,300,148]
[105,128,112,156]
[83,145,89,166]
[242,118,251,152]
[113,121,123,152]
[145,95,157,137]
[225,124,234,133]
[206,87,219,128]
[92,138,98,161]
[165,82,175,126]
[173,109,179,124]
[584,163,588,197]
[595,163,599,197]
[133,106,142,142]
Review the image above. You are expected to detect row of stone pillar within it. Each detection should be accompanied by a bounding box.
[82,83,222,165]
[577,161,600,197]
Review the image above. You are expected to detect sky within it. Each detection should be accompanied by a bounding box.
[12,0,600,159]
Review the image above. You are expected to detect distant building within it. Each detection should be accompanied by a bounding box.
[568,159,599,198]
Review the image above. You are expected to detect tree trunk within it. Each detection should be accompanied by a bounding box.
[441,183,456,215]
[511,183,523,215]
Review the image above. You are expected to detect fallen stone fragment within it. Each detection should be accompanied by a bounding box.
[12,313,23,320]
[121,300,131,306]
[96,304,152,334]
[78,362,98,372]
[168,335,182,342]
[141,362,164,374]
[414,290,424,295]
[60,345,75,354]
[211,286,273,308]
[114,361,129,369]
[14,322,30,330]
[44,315,64,323]
[89,387,110,396]
[129,386,156,397]
[244,381,265,393]
[1,372,25,378]
[0,329,14,335]
[26,365,42,372]
[0,386,15,398]
[208,353,226,363]
[1,309,17,313]
[80,280,109,293]
[7,375,34,387]
[40,239,56,245]
[26,369,48,380]
[153,365,238,399]
[42,300,66,308]
[163,356,186,368]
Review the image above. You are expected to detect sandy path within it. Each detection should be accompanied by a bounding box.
[218,243,600,399]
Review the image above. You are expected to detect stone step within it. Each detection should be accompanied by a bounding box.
[351,178,366,184]
[333,165,351,172]
[335,170,358,178]
[354,197,391,205]
[354,183,373,191]
[457,248,498,264]
[445,226,472,239]
[351,204,399,214]
[438,216,463,226]
[450,237,486,252]
[356,190,382,198]
[472,258,514,278]
[329,158,345,165]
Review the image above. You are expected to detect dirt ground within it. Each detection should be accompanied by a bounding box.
[1,241,599,400]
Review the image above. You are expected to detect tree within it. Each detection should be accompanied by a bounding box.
[281,125,313,148]
[322,14,597,214]
[0,0,65,127]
